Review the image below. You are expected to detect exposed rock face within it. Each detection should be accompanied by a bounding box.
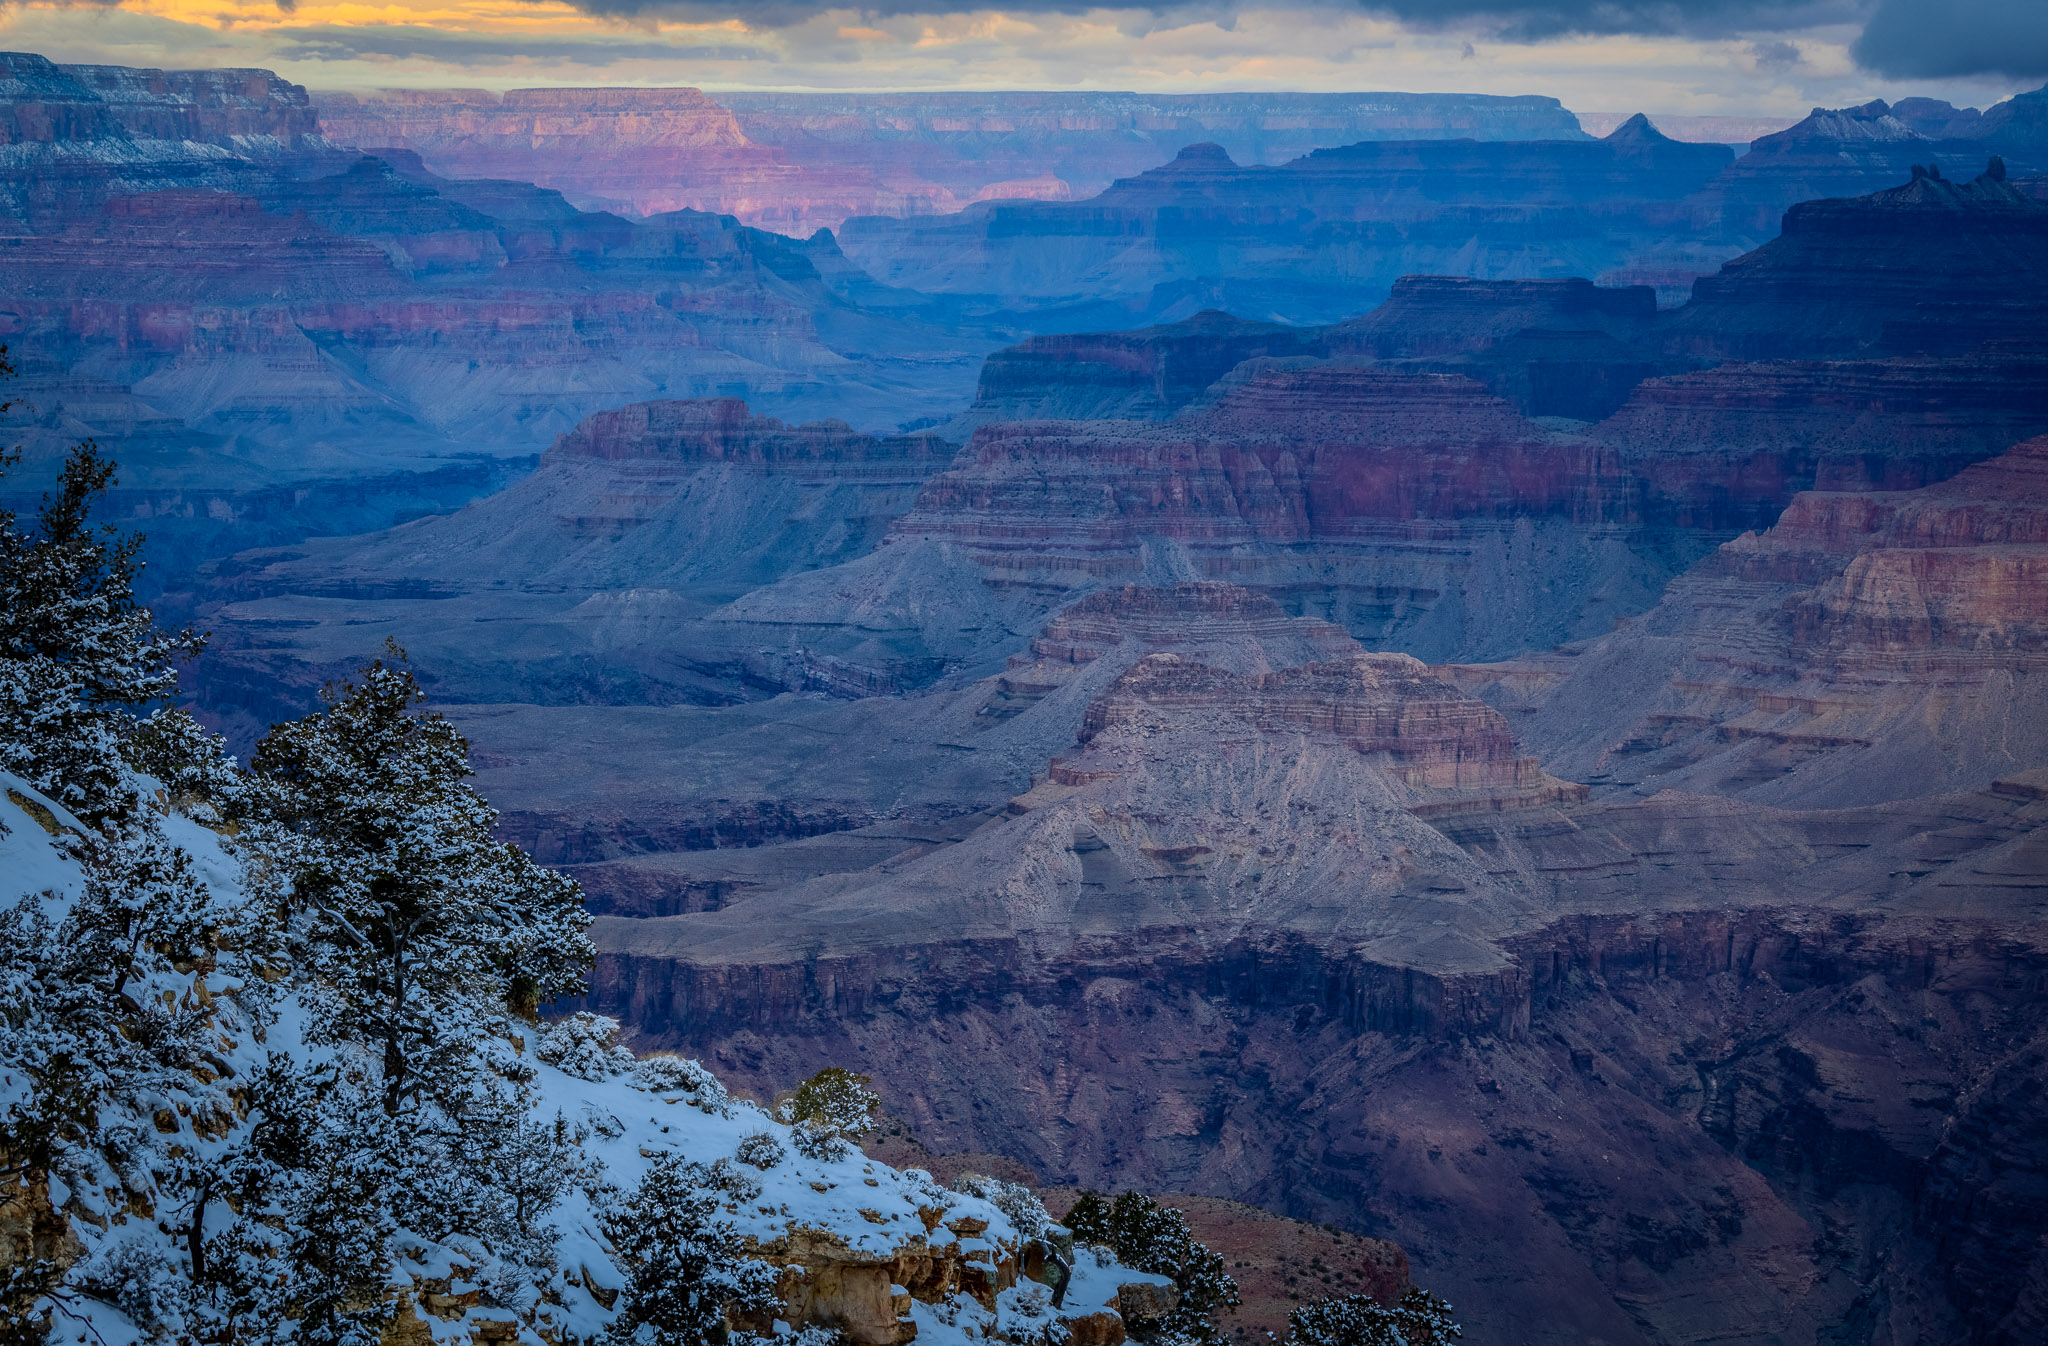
[1453,436,2048,808]
[1665,167,2048,360]
[0,52,329,229]
[837,122,1735,321]
[315,87,1589,235]
[1590,345,2048,529]
[191,399,958,726]
[1326,274,1657,360]
[566,580,2048,1346]
[312,86,803,224]
[963,310,1327,428]
[873,365,1696,663]
[59,62,322,149]
[0,54,1024,605]
[961,280,1667,428]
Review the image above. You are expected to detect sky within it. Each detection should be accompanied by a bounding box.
[1,0,2042,115]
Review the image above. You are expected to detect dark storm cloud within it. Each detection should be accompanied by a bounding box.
[563,0,1857,39]
[1851,0,2048,80]
[274,25,771,64]
[547,0,2048,82]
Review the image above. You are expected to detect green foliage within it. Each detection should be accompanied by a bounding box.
[241,645,594,1116]
[785,1066,880,1138]
[0,438,202,824]
[604,1155,780,1346]
[1286,1288,1462,1346]
[1064,1191,1240,1343]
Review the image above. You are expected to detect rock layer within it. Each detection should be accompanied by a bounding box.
[1451,436,2048,807]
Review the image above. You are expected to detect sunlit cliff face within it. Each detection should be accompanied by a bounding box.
[0,0,2032,113]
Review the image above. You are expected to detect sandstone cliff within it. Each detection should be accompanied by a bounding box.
[1450,435,2048,808]
[315,87,1588,235]
[553,583,2048,1346]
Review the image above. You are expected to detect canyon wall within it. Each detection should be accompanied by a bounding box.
[314,88,1590,235]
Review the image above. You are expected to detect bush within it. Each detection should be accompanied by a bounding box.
[790,1119,850,1162]
[638,1054,731,1114]
[1063,1191,1239,1343]
[784,1067,879,1138]
[604,1155,781,1346]
[735,1132,786,1170]
[536,1013,636,1081]
[954,1172,1055,1243]
[1286,1289,1461,1346]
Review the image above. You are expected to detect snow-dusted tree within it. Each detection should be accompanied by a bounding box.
[1286,1288,1462,1346]
[786,1067,880,1137]
[241,647,594,1117]
[0,439,201,825]
[604,1154,780,1346]
[1064,1191,1240,1343]
[782,1066,879,1159]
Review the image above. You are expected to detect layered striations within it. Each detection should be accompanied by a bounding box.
[1450,436,2048,807]
[315,87,1590,235]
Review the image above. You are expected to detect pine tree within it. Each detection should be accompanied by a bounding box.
[241,646,593,1118]
[0,438,201,826]
[1065,1191,1240,1343]
[1287,1288,1462,1346]
[604,1155,781,1346]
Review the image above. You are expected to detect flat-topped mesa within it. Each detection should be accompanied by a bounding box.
[1665,163,2048,360]
[1022,583,1357,668]
[549,398,953,471]
[1328,275,1657,360]
[61,62,321,148]
[2,52,321,149]
[1081,652,1558,798]
[1593,345,2048,528]
[968,309,1327,424]
[0,51,127,143]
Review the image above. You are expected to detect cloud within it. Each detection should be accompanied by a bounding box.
[272,25,771,65]
[560,0,1860,40]
[1851,0,2048,81]
[1747,38,1801,70]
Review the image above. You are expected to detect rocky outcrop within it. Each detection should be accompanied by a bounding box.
[1590,344,2048,529]
[962,310,1327,427]
[0,52,328,229]
[585,769,2048,1346]
[837,121,1735,321]
[59,62,322,149]
[1455,437,2048,807]
[315,87,1588,235]
[961,279,1670,427]
[1664,164,2048,361]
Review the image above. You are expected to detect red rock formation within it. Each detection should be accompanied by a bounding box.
[904,366,1629,570]
[1464,436,2048,807]
[1326,275,1656,359]
[312,86,818,224]
[315,87,1590,234]
[1592,344,2048,528]
[583,773,2048,1346]
[61,62,321,148]
[555,398,949,469]
[965,310,1327,426]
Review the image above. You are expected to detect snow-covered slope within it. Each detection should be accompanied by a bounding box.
[0,771,1164,1346]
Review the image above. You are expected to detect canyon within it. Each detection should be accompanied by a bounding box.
[0,52,1013,600]
[312,89,1592,236]
[8,44,2048,1346]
